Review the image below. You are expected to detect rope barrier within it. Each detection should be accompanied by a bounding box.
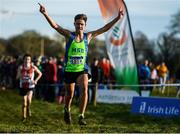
[37,83,180,87]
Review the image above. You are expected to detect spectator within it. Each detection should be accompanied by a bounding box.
[90,58,100,105]
[44,57,58,102]
[149,62,158,94]
[57,56,65,104]
[138,60,151,96]
[34,56,44,99]
[156,62,169,94]
[11,56,19,89]
[57,86,65,104]
[99,57,111,84]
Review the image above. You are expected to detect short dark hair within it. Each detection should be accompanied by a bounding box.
[74,14,87,23]
[23,53,31,60]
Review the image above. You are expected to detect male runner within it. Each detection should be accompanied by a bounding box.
[16,54,42,121]
[39,3,124,125]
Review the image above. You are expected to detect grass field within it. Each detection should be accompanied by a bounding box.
[0,89,180,133]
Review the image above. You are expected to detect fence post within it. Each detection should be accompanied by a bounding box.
[93,82,98,106]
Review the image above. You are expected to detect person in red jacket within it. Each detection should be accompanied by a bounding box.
[44,57,58,102]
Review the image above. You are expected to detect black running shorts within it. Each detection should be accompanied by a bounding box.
[64,70,91,84]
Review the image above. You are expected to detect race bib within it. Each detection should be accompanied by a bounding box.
[70,56,83,64]
[22,76,30,89]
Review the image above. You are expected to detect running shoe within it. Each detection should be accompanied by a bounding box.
[78,115,87,125]
[64,107,71,124]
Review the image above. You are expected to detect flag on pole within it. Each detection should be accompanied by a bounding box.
[98,0,139,93]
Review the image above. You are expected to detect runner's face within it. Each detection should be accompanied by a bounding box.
[74,19,86,33]
[24,56,31,65]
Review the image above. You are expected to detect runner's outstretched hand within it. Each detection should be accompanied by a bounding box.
[38,3,48,15]
[117,7,124,19]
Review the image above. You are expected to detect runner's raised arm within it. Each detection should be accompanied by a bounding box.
[38,3,70,37]
[87,9,124,41]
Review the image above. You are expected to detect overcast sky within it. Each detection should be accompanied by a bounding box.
[0,0,179,40]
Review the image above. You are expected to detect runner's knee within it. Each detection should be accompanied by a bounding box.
[23,103,27,108]
[65,90,74,99]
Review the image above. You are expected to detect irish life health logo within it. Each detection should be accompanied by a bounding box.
[131,97,180,117]
[110,26,127,46]
[139,102,146,113]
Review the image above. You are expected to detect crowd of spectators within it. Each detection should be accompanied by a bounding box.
[137,59,180,96]
[0,55,116,102]
[0,55,180,100]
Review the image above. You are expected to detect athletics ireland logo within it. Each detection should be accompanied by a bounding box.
[110,26,127,46]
